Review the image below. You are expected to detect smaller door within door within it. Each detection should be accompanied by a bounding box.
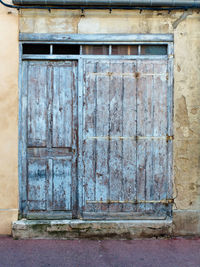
[22,60,77,219]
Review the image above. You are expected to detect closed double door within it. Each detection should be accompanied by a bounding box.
[20,59,172,219]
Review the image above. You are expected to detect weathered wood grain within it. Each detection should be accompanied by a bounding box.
[52,62,73,148]
[27,62,48,147]
[52,160,72,210]
[109,61,123,212]
[122,61,137,212]
[21,53,172,219]
[82,60,97,212]
[82,58,171,219]
[27,159,47,211]
[24,60,77,215]
[95,60,110,212]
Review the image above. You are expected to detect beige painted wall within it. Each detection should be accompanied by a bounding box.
[0,3,18,234]
[1,7,200,234]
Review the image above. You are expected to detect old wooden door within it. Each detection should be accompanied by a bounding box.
[20,60,78,219]
[81,59,172,219]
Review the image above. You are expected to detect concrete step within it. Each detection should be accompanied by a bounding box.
[12,219,172,239]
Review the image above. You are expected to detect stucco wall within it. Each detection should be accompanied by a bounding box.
[1,7,200,235]
[0,3,18,234]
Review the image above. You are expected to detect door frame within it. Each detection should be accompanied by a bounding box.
[18,33,174,218]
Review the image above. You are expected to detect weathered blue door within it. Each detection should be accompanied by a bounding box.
[20,60,78,219]
[20,57,172,220]
[81,59,172,219]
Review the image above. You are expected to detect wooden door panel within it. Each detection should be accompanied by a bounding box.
[52,63,74,148]
[82,59,171,219]
[82,60,138,217]
[27,62,48,147]
[27,159,48,211]
[52,159,72,211]
[95,62,110,209]
[137,60,168,215]
[23,60,77,217]
[109,62,123,212]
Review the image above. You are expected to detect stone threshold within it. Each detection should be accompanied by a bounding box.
[12,219,173,239]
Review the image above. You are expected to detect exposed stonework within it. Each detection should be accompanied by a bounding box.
[12,219,173,239]
[172,210,200,236]
[12,210,200,239]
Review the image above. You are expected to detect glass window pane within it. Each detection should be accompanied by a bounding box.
[23,44,50,54]
[112,45,138,55]
[53,44,80,55]
[82,45,109,55]
[141,45,167,55]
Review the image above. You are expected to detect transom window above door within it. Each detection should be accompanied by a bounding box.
[22,43,167,56]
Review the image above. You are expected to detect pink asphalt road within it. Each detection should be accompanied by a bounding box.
[0,236,199,267]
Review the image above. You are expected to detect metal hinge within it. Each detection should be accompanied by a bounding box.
[166,135,174,142]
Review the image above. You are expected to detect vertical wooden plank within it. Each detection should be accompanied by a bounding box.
[19,60,28,214]
[27,62,48,147]
[71,61,78,218]
[137,59,168,215]
[27,159,47,211]
[47,159,53,211]
[109,61,123,212]
[77,58,84,216]
[122,60,137,212]
[167,43,174,216]
[46,64,53,211]
[95,60,110,212]
[152,60,168,215]
[153,60,168,204]
[82,60,97,212]
[52,62,73,148]
[52,159,72,210]
[137,60,154,213]
[144,61,156,214]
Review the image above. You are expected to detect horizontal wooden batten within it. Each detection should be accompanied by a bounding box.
[22,55,168,60]
[26,211,73,220]
[19,33,174,43]
[27,147,74,158]
[86,199,174,205]
[82,212,167,220]
[85,135,174,141]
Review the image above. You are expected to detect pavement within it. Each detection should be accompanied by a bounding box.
[0,236,199,267]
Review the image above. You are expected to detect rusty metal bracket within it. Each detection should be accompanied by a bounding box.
[135,72,140,79]
[136,135,174,142]
[87,135,174,142]
[166,134,174,142]
[86,199,174,205]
